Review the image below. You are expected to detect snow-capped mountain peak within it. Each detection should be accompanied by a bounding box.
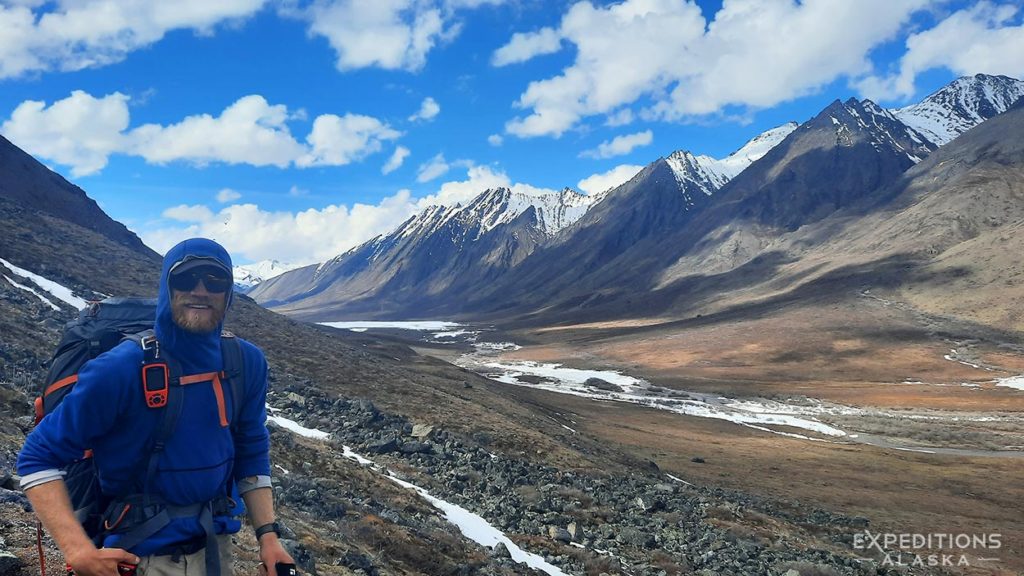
[706,121,799,180]
[458,186,597,236]
[825,98,934,163]
[666,121,799,193]
[666,150,726,193]
[892,74,1024,146]
[234,259,298,289]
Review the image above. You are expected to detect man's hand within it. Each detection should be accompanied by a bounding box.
[257,534,296,575]
[66,545,140,576]
[25,481,139,576]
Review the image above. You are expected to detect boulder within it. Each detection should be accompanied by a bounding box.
[400,441,433,454]
[411,424,434,439]
[584,378,621,392]
[635,495,665,512]
[616,527,656,548]
[0,550,22,574]
[490,542,512,559]
[567,522,584,541]
[366,438,398,454]
[548,526,572,543]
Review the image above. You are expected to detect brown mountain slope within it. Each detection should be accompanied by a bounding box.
[654,97,1024,331]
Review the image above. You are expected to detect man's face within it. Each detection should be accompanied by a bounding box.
[169,267,229,333]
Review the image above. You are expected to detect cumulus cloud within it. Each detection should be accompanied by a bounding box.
[293,1,446,72]
[0,90,129,177]
[416,153,452,182]
[298,113,401,167]
[857,2,1024,100]
[408,97,441,121]
[580,130,652,159]
[216,188,242,203]
[487,134,503,146]
[163,204,215,222]
[131,95,307,168]
[382,146,411,174]
[491,27,561,66]
[576,164,644,195]
[1,91,401,175]
[141,164,544,264]
[419,165,561,212]
[501,0,932,138]
[0,1,266,79]
[143,192,420,264]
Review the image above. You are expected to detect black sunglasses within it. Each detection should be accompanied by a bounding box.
[169,267,233,294]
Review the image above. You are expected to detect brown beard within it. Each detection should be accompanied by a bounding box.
[170,290,227,334]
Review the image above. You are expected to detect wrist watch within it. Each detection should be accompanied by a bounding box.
[254,521,281,540]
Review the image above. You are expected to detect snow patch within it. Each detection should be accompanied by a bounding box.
[996,376,1024,391]
[386,473,569,576]
[3,274,61,311]
[320,320,462,331]
[265,406,331,440]
[462,355,847,438]
[0,257,88,309]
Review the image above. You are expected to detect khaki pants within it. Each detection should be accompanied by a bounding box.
[136,535,233,576]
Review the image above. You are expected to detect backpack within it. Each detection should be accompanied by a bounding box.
[34,297,245,550]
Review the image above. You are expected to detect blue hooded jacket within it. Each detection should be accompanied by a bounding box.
[18,238,271,555]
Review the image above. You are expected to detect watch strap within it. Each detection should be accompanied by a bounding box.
[254,521,280,540]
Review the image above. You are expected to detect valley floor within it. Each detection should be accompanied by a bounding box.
[459,293,1024,575]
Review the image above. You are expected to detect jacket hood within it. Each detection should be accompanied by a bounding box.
[156,238,234,373]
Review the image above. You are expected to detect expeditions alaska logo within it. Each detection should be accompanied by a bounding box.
[853,531,1002,568]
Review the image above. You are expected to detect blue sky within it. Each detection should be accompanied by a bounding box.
[1,0,1022,265]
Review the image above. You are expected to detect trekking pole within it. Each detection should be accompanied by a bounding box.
[35,521,46,576]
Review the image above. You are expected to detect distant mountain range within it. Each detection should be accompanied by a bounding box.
[249,120,800,317]
[250,74,1024,325]
[234,259,298,289]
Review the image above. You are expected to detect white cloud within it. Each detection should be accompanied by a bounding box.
[444,0,507,8]
[0,1,266,79]
[576,164,644,195]
[487,134,503,146]
[297,1,448,72]
[580,130,652,159]
[288,185,309,197]
[141,164,541,264]
[503,0,932,138]
[605,108,634,127]
[144,193,420,264]
[382,146,411,174]
[2,91,400,174]
[857,2,1024,100]
[0,90,129,177]
[216,188,242,203]
[298,113,401,167]
[413,164,557,209]
[408,97,441,121]
[163,204,215,222]
[491,26,562,66]
[416,153,452,182]
[130,95,307,168]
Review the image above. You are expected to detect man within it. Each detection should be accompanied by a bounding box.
[18,238,294,576]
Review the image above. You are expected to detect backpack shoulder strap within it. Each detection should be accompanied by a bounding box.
[122,332,183,506]
[220,332,245,430]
